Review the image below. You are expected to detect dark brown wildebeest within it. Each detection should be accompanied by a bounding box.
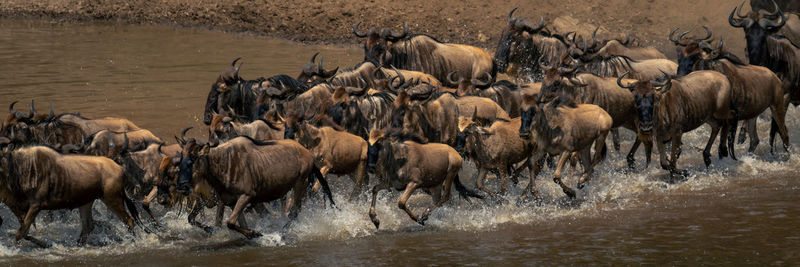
[677,38,789,155]
[329,86,396,140]
[114,141,181,223]
[83,129,162,157]
[518,94,612,198]
[618,71,733,181]
[456,111,536,197]
[730,1,800,103]
[208,110,283,143]
[203,58,308,125]
[284,112,368,200]
[0,140,140,247]
[353,21,494,88]
[365,129,483,228]
[165,130,333,238]
[393,86,460,146]
[495,8,571,81]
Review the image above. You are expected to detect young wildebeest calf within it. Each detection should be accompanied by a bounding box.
[284,112,369,200]
[208,110,283,143]
[518,94,612,198]
[83,129,162,157]
[618,71,732,181]
[366,129,483,229]
[0,140,139,247]
[457,110,537,197]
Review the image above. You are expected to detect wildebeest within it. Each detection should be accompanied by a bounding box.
[393,87,460,146]
[569,50,678,81]
[365,129,482,228]
[166,129,333,238]
[580,27,668,61]
[114,142,181,223]
[446,71,493,96]
[353,21,494,88]
[284,112,368,200]
[472,80,523,118]
[296,52,339,84]
[453,96,511,125]
[457,111,536,197]
[518,94,612,198]
[0,140,139,247]
[729,1,800,103]
[83,129,162,157]
[329,86,396,140]
[677,38,789,155]
[208,110,283,143]
[495,8,571,81]
[618,71,732,181]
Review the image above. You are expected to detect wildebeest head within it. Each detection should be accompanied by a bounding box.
[455,108,484,156]
[677,37,729,75]
[518,94,538,138]
[297,52,339,84]
[354,21,409,65]
[538,63,586,102]
[617,71,672,141]
[729,0,786,65]
[174,127,212,196]
[669,26,714,75]
[366,129,408,174]
[495,8,546,74]
[204,58,243,125]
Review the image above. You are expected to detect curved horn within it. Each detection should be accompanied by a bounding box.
[736,0,748,18]
[309,52,319,64]
[180,126,193,142]
[591,27,601,49]
[677,30,691,46]
[9,100,18,114]
[234,62,243,78]
[157,143,165,155]
[373,66,384,80]
[390,66,406,89]
[231,57,242,68]
[699,25,712,41]
[759,5,786,30]
[388,22,409,40]
[471,72,492,87]
[47,102,55,121]
[447,71,461,85]
[28,100,36,119]
[317,56,325,72]
[353,20,368,38]
[657,70,672,93]
[120,132,129,154]
[616,72,637,89]
[669,28,682,45]
[762,0,781,17]
[507,7,518,23]
[729,5,754,28]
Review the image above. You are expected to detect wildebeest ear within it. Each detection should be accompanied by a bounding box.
[332,87,348,105]
[368,128,385,145]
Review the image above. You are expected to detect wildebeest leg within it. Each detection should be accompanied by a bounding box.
[349,161,368,201]
[737,121,748,144]
[141,187,159,223]
[745,119,759,153]
[398,181,422,225]
[553,151,576,198]
[420,170,456,225]
[627,137,641,170]
[611,128,621,152]
[576,148,593,190]
[16,205,48,248]
[311,166,330,192]
[369,181,390,229]
[77,203,94,246]
[520,153,544,202]
[498,167,509,195]
[578,134,608,189]
[187,199,213,233]
[726,119,737,160]
[768,102,790,154]
[102,194,137,237]
[474,167,496,198]
[657,138,670,172]
[703,123,721,168]
[214,200,225,227]
[669,134,685,183]
[644,140,653,167]
[226,194,261,239]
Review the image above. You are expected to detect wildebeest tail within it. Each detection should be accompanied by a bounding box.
[312,166,336,208]
[454,174,484,199]
[123,192,142,226]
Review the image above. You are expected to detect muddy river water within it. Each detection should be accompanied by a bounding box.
[0,18,799,265]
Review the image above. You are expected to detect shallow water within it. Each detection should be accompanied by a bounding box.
[0,18,799,265]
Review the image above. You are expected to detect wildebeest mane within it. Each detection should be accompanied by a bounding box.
[765,35,800,86]
[579,55,634,78]
[236,135,277,146]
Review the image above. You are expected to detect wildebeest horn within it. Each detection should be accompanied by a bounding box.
[230,57,242,68]
[471,72,492,87]
[180,126,193,142]
[591,27,601,49]
[386,22,409,40]
[539,62,554,71]
[699,40,714,51]
[447,71,461,84]
[669,28,691,46]
[761,0,781,17]
[471,107,478,122]
[157,143,165,155]
[656,70,672,94]
[373,66,384,80]
[390,66,406,91]
[28,100,36,119]
[9,100,17,114]
[309,52,319,64]
[729,2,754,28]
[234,62,243,78]
[699,26,712,41]
[759,4,785,30]
[47,102,55,121]
[617,72,637,90]
[353,20,368,38]
[507,7,518,23]
[558,66,577,75]
[120,132,129,154]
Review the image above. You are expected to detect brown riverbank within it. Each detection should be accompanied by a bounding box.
[0,0,750,58]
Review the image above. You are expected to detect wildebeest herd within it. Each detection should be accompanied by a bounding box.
[1,1,799,248]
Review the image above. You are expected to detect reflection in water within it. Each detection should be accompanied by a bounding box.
[0,18,799,265]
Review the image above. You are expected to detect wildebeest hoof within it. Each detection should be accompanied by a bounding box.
[243,230,262,239]
[577,182,586,190]
[371,220,380,229]
[562,188,576,199]
[201,226,215,234]
[417,215,428,225]
[703,156,711,167]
